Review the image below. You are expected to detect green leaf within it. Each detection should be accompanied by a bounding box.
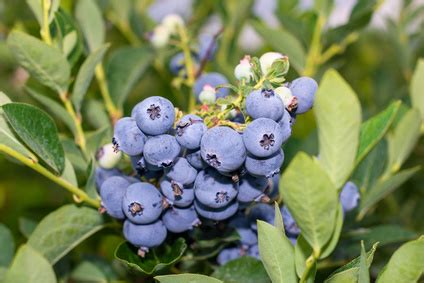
[86,126,111,154]
[83,99,111,129]
[115,238,187,275]
[155,274,223,283]
[70,261,108,282]
[314,69,362,189]
[85,159,99,199]
[75,0,105,52]
[280,152,338,255]
[386,108,422,174]
[325,243,378,283]
[358,242,370,283]
[72,44,109,112]
[26,0,60,25]
[274,202,285,233]
[212,256,270,283]
[294,235,312,278]
[376,237,424,283]
[28,204,105,264]
[250,21,306,73]
[4,245,56,283]
[61,157,78,186]
[106,47,153,108]
[257,220,297,283]
[0,267,6,282]
[356,101,401,164]
[7,31,70,94]
[314,0,334,17]
[411,59,424,125]
[0,93,34,159]
[19,217,38,239]
[358,166,420,220]
[2,103,65,174]
[320,203,344,259]
[0,224,15,267]
[26,86,77,136]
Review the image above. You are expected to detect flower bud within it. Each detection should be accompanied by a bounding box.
[199,84,216,104]
[161,14,184,35]
[150,25,170,48]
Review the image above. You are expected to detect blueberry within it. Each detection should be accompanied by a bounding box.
[197,33,217,62]
[99,176,131,219]
[95,167,122,191]
[243,118,284,158]
[186,149,206,170]
[133,96,175,136]
[217,247,242,265]
[143,134,181,168]
[165,157,198,186]
[200,126,246,173]
[281,205,300,236]
[160,178,195,208]
[245,89,284,121]
[198,85,217,104]
[245,149,284,178]
[194,168,238,208]
[123,220,167,255]
[289,77,318,114]
[248,203,275,230]
[193,73,229,102]
[340,181,360,212]
[247,244,260,260]
[169,52,199,76]
[113,117,147,156]
[96,143,122,169]
[147,0,193,22]
[237,174,269,203]
[162,205,201,233]
[194,199,239,221]
[265,173,280,200]
[274,86,298,113]
[229,215,258,247]
[276,109,292,143]
[175,114,207,150]
[122,182,164,224]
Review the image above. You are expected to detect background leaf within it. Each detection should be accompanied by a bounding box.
[155,274,223,283]
[376,237,424,283]
[314,69,362,188]
[106,47,153,109]
[4,245,56,283]
[257,220,297,283]
[26,0,60,25]
[280,152,338,254]
[7,31,70,94]
[0,223,15,267]
[410,59,424,124]
[28,204,105,264]
[75,0,105,52]
[320,203,344,259]
[115,238,187,275]
[358,242,370,283]
[2,103,65,174]
[212,256,270,283]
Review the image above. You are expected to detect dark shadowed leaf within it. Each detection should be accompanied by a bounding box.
[411,59,424,124]
[0,224,15,267]
[75,0,105,52]
[155,274,223,283]
[212,256,270,283]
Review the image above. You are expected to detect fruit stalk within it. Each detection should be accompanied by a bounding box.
[95,64,122,124]
[177,25,196,112]
[300,254,318,283]
[0,144,100,208]
[40,0,52,45]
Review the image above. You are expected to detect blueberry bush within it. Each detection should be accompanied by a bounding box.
[0,0,423,282]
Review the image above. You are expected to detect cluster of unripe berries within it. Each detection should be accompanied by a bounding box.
[95,50,360,260]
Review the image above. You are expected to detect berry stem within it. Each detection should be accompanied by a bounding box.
[303,15,325,77]
[177,25,196,112]
[300,254,318,283]
[95,64,122,124]
[40,0,52,45]
[0,144,100,208]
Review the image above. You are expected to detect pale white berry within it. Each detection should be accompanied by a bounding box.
[234,56,253,82]
[274,86,292,106]
[259,52,284,75]
[199,85,217,104]
[150,25,170,48]
[161,14,184,35]
[96,143,122,169]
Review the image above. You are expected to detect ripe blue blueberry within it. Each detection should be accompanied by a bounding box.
[123,220,167,255]
[175,114,207,150]
[165,157,198,185]
[95,167,122,191]
[143,134,181,168]
[197,33,217,61]
[100,176,131,219]
[194,168,238,208]
[289,77,318,114]
[247,244,260,260]
[340,181,360,212]
[162,205,201,233]
[133,96,175,135]
[193,73,229,102]
[281,205,300,236]
[248,203,275,230]
[237,174,269,203]
[217,247,242,265]
[194,199,239,221]
[147,0,193,23]
[185,149,206,170]
[266,174,280,200]
[245,149,284,178]
[200,126,246,173]
[122,182,164,224]
[245,89,284,121]
[277,109,292,143]
[113,117,147,156]
[243,118,284,158]
[229,215,258,247]
[160,178,195,208]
